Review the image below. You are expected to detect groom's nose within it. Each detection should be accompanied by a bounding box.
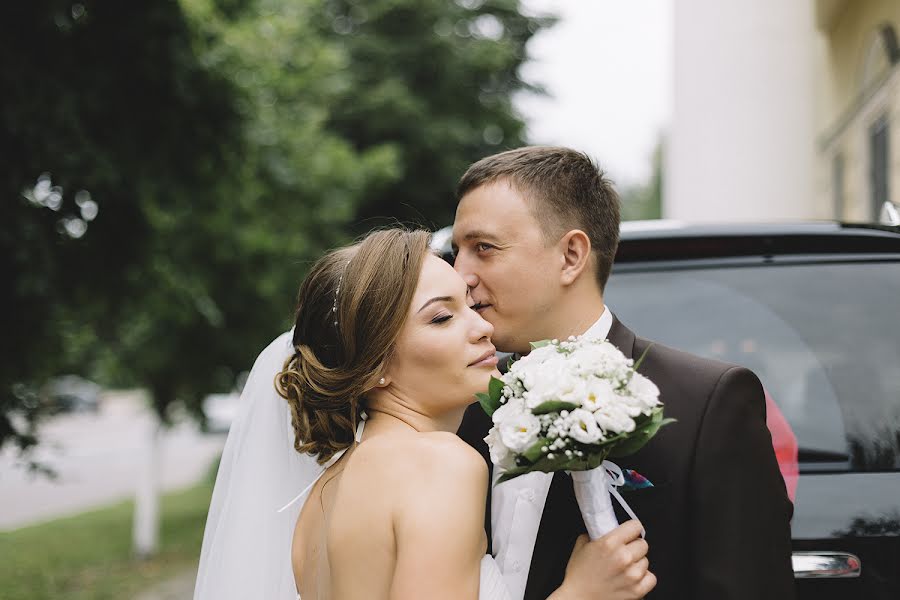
[453,253,479,288]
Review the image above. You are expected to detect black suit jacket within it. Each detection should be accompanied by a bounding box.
[457,315,796,600]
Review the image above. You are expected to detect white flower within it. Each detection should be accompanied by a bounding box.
[594,404,636,434]
[627,372,661,410]
[524,364,582,409]
[491,396,527,425]
[570,342,629,378]
[516,353,565,394]
[490,336,665,461]
[484,427,515,470]
[581,378,617,411]
[492,398,541,453]
[567,408,604,444]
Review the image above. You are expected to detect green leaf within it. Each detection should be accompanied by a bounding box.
[488,376,504,404]
[497,452,568,483]
[633,343,655,373]
[522,437,550,463]
[529,339,552,350]
[608,410,676,458]
[531,400,580,415]
[476,392,500,418]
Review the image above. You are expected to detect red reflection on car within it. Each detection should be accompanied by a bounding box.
[764,389,798,503]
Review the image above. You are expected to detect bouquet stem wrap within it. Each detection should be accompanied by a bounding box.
[570,461,644,540]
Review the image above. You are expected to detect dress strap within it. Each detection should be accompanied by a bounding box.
[277,411,367,513]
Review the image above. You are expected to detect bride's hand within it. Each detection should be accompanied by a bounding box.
[553,520,656,600]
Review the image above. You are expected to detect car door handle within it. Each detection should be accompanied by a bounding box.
[792,552,861,578]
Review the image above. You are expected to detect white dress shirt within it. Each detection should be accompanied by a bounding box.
[491,307,614,600]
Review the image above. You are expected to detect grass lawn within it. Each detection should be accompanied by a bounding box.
[0,482,212,600]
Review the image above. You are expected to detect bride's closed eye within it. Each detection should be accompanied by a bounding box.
[430,313,453,325]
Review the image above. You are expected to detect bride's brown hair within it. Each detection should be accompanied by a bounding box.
[276,229,431,465]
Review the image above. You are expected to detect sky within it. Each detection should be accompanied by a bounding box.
[514,0,673,186]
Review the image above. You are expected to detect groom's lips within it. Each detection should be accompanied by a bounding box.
[471,302,491,313]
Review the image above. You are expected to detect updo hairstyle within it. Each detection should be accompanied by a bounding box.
[276,229,431,464]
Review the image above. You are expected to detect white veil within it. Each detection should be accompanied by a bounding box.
[193,331,320,600]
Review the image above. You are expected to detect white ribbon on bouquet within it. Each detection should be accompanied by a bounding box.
[569,460,645,540]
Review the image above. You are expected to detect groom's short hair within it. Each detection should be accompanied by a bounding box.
[457,146,620,292]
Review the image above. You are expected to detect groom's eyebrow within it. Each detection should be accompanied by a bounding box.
[462,230,501,242]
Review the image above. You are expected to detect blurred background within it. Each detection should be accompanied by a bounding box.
[2,0,897,598]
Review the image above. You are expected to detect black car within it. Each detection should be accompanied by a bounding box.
[434,219,900,598]
[608,220,900,599]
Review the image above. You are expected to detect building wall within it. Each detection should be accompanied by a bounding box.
[816,0,900,221]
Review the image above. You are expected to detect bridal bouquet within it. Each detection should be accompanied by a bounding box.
[479,336,674,539]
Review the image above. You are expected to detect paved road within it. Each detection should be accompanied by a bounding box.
[0,390,226,531]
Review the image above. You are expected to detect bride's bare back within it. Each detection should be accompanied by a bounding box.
[292,430,488,600]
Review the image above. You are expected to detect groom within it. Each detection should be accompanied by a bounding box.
[454,146,796,599]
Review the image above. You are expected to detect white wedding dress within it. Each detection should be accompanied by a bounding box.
[194,332,512,600]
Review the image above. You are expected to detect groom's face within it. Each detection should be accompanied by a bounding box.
[452,180,563,354]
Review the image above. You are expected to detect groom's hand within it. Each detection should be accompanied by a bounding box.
[553,520,656,600]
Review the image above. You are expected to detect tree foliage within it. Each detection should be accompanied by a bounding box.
[1,0,550,455]
[313,0,552,229]
[1,0,243,453]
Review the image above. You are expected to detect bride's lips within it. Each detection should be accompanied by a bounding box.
[468,347,498,367]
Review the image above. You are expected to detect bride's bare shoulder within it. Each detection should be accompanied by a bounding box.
[353,432,487,485]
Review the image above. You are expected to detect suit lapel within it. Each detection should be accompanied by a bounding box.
[607,313,636,361]
[523,313,638,600]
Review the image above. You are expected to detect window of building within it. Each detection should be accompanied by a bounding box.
[869,115,890,219]
[832,153,845,219]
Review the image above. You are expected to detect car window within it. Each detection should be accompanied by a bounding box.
[606,261,900,473]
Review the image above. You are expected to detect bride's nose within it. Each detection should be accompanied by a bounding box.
[471,311,494,341]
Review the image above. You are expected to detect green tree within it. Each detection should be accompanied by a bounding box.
[3,0,554,558]
[313,0,553,230]
[1,0,243,458]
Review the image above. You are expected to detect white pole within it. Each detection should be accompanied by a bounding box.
[667,0,817,221]
[133,418,161,558]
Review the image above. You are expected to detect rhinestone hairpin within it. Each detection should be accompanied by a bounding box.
[333,259,351,328]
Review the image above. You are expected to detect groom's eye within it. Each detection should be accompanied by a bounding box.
[476,242,495,252]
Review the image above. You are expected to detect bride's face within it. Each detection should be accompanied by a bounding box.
[384,254,499,414]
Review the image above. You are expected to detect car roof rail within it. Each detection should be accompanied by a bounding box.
[880,201,900,226]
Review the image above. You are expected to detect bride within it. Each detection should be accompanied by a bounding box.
[194,229,654,600]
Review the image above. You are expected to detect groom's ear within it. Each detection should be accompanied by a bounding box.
[558,229,592,286]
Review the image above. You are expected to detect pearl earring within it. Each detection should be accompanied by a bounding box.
[378,377,386,385]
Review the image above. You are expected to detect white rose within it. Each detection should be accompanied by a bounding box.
[524,366,581,409]
[567,408,604,444]
[498,411,543,453]
[516,352,562,391]
[509,344,557,380]
[484,427,515,470]
[594,404,636,434]
[627,372,661,409]
[491,396,527,425]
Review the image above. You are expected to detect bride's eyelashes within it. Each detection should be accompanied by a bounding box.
[430,313,453,325]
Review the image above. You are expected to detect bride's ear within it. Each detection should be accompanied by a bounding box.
[558,229,592,286]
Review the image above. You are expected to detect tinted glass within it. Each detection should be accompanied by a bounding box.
[607,262,900,472]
